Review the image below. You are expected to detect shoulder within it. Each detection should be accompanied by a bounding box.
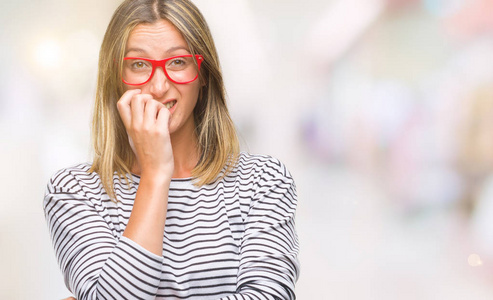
[234,152,295,184]
[233,153,298,215]
[46,162,100,195]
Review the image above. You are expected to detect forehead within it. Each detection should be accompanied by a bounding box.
[126,19,189,56]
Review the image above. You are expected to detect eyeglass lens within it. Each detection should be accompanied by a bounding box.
[122,56,199,85]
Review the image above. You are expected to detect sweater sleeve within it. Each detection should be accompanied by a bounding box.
[219,158,300,300]
[43,168,163,300]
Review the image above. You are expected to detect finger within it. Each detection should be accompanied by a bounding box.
[130,93,153,128]
[156,104,171,132]
[117,89,141,129]
[143,99,161,128]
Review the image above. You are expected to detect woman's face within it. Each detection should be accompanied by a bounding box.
[124,19,201,137]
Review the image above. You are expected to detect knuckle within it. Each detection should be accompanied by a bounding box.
[133,94,146,102]
[130,124,140,133]
[116,97,125,107]
[142,125,152,134]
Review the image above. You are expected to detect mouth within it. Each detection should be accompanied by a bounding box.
[164,100,177,110]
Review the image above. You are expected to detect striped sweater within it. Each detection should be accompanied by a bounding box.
[44,153,300,299]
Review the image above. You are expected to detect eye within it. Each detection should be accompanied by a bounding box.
[170,58,186,66]
[131,60,150,69]
[124,59,152,72]
[166,57,192,71]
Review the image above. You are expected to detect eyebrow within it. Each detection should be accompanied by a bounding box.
[125,46,190,56]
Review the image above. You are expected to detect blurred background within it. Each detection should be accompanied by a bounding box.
[1,0,493,299]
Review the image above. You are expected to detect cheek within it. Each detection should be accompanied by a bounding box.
[123,84,139,93]
[181,84,201,105]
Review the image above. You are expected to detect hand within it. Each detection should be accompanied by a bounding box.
[117,89,174,178]
[62,297,75,300]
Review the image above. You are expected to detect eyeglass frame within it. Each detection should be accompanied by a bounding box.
[121,54,204,86]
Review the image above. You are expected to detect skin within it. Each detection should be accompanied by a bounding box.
[117,19,201,256]
[63,19,202,300]
[121,19,202,178]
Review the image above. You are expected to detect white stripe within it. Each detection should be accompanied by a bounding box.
[44,152,299,299]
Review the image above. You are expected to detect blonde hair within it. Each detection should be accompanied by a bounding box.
[90,0,239,200]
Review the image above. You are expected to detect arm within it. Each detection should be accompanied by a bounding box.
[44,170,164,300]
[220,159,300,300]
[118,89,174,256]
[45,90,174,299]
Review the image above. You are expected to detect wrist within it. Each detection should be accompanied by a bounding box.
[140,169,172,185]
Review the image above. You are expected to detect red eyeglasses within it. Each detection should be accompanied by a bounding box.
[122,54,204,85]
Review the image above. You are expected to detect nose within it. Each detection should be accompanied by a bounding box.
[148,66,169,98]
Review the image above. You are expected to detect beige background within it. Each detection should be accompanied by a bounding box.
[1,0,493,299]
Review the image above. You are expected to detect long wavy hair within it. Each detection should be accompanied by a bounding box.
[90,0,239,200]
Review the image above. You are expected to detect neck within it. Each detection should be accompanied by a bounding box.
[169,127,199,179]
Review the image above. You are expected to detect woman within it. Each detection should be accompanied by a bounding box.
[44,0,300,299]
